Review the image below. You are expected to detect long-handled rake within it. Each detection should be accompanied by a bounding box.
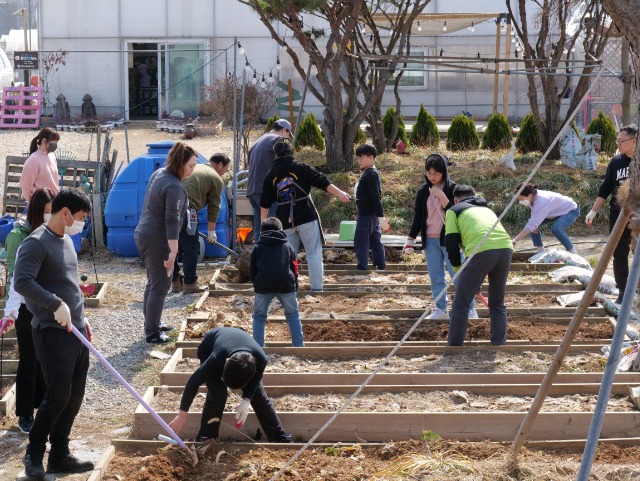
[68,324,198,465]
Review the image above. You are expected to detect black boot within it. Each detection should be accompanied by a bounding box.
[47,444,94,474]
[23,443,46,479]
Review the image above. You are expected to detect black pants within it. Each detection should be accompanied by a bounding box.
[354,214,385,270]
[173,217,201,285]
[29,326,89,450]
[15,304,46,418]
[610,209,632,294]
[449,248,513,346]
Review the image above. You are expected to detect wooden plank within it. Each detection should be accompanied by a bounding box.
[194,291,209,310]
[0,382,17,415]
[160,369,640,389]
[207,288,581,298]
[86,445,116,481]
[297,263,561,273]
[0,360,18,374]
[92,193,105,248]
[364,307,607,318]
[133,406,640,442]
[84,282,109,308]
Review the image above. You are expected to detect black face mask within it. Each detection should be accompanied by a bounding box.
[47,141,58,153]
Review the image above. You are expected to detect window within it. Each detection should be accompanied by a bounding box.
[388,52,426,88]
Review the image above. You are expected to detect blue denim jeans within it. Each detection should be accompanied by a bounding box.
[424,238,475,312]
[252,292,304,347]
[529,207,580,251]
[173,220,200,284]
[285,220,323,291]
[248,193,276,241]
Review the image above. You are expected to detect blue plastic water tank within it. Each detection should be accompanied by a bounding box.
[198,189,231,257]
[104,141,231,257]
[0,214,15,246]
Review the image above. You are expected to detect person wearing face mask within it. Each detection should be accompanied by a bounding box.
[12,189,94,479]
[135,142,197,344]
[403,153,477,320]
[511,182,579,254]
[1,188,54,436]
[21,128,61,202]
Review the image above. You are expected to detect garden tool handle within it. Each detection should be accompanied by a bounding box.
[68,324,187,450]
[197,231,240,257]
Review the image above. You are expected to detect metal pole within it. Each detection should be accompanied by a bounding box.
[234,69,246,253]
[511,208,633,456]
[294,59,313,135]
[22,9,29,86]
[231,37,238,252]
[577,235,640,479]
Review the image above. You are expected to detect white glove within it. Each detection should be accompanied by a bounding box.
[378,217,391,233]
[585,210,597,227]
[207,230,217,244]
[1,315,15,334]
[235,398,251,427]
[402,241,414,255]
[54,302,72,330]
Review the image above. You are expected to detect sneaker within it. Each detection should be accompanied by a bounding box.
[146,332,173,344]
[47,452,94,474]
[468,308,479,319]
[271,433,293,443]
[18,415,34,434]
[428,308,449,320]
[159,323,175,333]
[195,434,214,442]
[183,282,208,294]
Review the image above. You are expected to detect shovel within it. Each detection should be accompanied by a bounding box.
[68,324,199,465]
[197,231,240,258]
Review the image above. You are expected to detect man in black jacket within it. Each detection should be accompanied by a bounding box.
[585,124,638,305]
[250,217,303,346]
[168,327,292,442]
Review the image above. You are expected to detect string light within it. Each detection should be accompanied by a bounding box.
[362,23,366,34]
[245,59,252,73]
[417,21,422,32]
[515,49,519,58]
[442,21,447,32]
[276,57,281,70]
[237,42,244,55]
[438,48,443,61]
[370,33,374,43]
[251,72,257,85]
[268,70,276,83]
[468,21,474,32]
[260,75,266,88]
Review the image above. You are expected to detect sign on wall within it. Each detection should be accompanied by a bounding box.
[14,51,39,69]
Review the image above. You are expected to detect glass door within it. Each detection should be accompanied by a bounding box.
[157,43,205,119]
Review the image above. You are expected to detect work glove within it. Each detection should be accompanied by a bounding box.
[378,217,391,233]
[585,210,597,227]
[207,230,217,244]
[0,315,15,334]
[53,301,72,332]
[235,398,251,428]
[402,241,414,255]
[511,237,520,245]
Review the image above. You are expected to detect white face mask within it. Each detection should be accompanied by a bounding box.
[64,216,85,236]
[43,213,51,223]
[519,199,531,208]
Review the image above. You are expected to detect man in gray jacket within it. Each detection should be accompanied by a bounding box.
[14,189,94,479]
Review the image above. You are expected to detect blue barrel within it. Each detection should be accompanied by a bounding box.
[0,214,15,246]
[104,141,231,257]
[198,189,231,257]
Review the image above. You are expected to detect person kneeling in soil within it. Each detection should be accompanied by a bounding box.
[251,217,304,347]
[445,185,513,346]
[169,327,293,442]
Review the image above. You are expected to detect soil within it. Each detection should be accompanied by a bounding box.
[0,381,13,398]
[150,387,634,414]
[101,440,640,481]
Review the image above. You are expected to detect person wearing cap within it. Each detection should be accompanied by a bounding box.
[246,119,294,241]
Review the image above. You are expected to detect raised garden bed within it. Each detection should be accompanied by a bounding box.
[0,381,16,415]
[83,282,110,308]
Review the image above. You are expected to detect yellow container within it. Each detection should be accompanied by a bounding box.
[338,221,357,241]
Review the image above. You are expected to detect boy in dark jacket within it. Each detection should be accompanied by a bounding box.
[250,217,304,347]
[354,143,390,271]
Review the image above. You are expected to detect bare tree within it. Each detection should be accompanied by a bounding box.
[240,0,430,171]
[600,0,640,215]
[506,0,610,158]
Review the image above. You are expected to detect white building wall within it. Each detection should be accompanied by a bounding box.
[37,0,557,121]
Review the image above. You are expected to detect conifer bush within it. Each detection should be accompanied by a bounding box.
[481,112,513,150]
[445,114,480,151]
[586,111,617,154]
[383,106,408,147]
[354,126,367,144]
[410,103,439,147]
[295,113,325,150]
[515,113,543,153]
[264,114,280,132]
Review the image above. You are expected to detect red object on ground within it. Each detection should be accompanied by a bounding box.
[80,283,96,296]
[477,292,490,308]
